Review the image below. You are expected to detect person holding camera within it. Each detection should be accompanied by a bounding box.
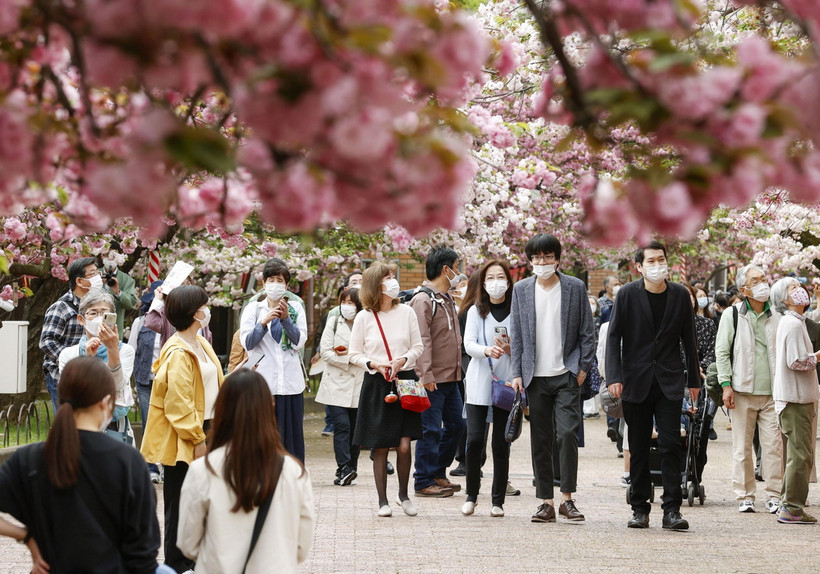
[240,258,308,462]
[100,247,138,336]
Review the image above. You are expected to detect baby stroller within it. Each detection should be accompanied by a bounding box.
[626,386,718,506]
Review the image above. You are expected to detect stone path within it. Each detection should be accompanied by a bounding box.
[1,406,819,573]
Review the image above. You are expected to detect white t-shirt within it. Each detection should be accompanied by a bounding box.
[534,281,567,377]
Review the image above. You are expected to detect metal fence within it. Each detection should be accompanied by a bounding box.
[0,400,52,447]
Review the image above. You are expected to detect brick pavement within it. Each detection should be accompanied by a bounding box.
[2,406,819,573]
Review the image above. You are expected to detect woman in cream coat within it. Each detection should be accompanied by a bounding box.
[316,287,365,487]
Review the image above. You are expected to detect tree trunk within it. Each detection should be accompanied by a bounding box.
[0,276,66,412]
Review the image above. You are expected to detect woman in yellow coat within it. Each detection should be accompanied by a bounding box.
[141,285,224,572]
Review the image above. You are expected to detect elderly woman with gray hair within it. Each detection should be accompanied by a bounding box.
[770,277,820,524]
[58,289,135,439]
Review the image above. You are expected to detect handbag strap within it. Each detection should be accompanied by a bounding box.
[372,311,393,361]
[243,454,284,573]
[481,317,494,373]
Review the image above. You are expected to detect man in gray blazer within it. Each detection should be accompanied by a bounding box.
[511,234,595,523]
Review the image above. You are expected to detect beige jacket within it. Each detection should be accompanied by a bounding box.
[316,315,364,408]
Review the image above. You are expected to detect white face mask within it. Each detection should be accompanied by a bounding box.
[382,278,400,299]
[749,283,770,302]
[265,282,287,301]
[453,287,466,298]
[642,264,668,283]
[85,316,103,337]
[532,264,555,280]
[198,307,211,329]
[340,304,357,320]
[612,285,621,297]
[484,279,508,299]
[590,303,598,314]
[697,297,708,309]
[102,259,118,274]
[446,268,461,289]
[99,397,113,432]
[86,274,103,290]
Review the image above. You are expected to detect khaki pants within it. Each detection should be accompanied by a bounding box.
[778,402,815,513]
[731,393,783,501]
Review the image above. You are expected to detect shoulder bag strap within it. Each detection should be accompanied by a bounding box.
[372,312,392,361]
[481,317,494,374]
[243,454,285,573]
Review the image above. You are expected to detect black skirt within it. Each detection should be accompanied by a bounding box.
[353,371,422,448]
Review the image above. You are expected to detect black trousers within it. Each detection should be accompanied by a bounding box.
[528,373,580,499]
[163,462,194,572]
[623,380,683,514]
[328,405,360,471]
[465,404,509,506]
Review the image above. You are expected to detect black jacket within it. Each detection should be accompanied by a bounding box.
[0,431,160,574]
[605,279,699,402]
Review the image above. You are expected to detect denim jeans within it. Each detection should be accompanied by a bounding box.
[136,383,159,475]
[414,381,466,490]
[327,405,360,471]
[45,373,59,415]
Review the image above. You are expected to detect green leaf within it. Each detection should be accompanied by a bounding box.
[164,128,236,174]
[0,255,8,274]
[647,52,697,73]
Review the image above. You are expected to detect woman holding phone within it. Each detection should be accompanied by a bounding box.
[316,287,365,487]
[240,258,308,462]
[58,290,135,440]
[349,263,424,517]
[461,260,515,517]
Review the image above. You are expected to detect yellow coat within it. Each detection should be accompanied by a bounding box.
[140,334,224,466]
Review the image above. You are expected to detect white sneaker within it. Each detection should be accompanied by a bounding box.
[766,499,781,514]
[378,505,392,517]
[461,501,477,515]
[491,505,504,517]
[396,498,418,516]
[738,499,755,513]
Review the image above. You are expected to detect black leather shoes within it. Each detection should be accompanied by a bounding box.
[627,512,649,528]
[662,511,689,531]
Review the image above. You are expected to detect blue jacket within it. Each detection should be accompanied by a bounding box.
[133,325,158,386]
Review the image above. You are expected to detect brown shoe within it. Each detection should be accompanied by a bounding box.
[434,477,461,492]
[415,484,454,498]
[559,499,585,522]
[531,503,556,523]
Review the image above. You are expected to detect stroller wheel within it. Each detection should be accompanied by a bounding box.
[687,484,695,507]
[698,484,705,505]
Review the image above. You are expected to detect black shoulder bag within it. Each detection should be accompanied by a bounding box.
[242,454,285,573]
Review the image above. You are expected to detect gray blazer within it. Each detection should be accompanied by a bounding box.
[510,273,595,388]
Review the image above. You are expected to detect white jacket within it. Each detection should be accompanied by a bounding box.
[178,446,314,574]
[463,306,512,406]
[316,315,364,408]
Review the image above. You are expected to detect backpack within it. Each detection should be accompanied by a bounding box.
[402,286,444,318]
[705,306,739,407]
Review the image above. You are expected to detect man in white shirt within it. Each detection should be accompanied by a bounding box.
[510,234,595,523]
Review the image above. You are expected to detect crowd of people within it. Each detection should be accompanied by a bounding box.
[1,233,819,572]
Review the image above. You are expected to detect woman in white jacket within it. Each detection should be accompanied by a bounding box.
[179,369,314,573]
[316,287,365,487]
[461,260,515,518]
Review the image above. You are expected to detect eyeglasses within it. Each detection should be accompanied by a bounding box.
[83,310,108,318]
[84,270,101,278]
[530,255,556,264]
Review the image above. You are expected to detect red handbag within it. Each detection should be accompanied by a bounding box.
[373,311,430,413]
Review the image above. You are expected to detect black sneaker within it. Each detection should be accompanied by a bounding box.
[662,511,689,531]
[709,429,717,441]
[339,465,357,486]
[449,463,466,477]
[607,427,618,442]
[386,461,395,475]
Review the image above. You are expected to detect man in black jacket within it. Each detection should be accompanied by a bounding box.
[606,241,700,531]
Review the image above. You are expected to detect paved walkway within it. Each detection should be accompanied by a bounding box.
[1,405,819,573]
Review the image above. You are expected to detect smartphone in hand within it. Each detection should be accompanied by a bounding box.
[103,312,117,330]
[494,326,509,344]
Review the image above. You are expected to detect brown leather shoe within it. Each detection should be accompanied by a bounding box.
[415,484,454,497]
[559,499,585,522]
[434,477,462,492]
[531,503,556,523]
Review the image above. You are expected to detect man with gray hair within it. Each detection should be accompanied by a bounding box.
[597,275,620,314]
[715,264,783,514]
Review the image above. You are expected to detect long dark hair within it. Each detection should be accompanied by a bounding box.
[476,260,513,319]
[457,272,481,320]
[44,357,116,489]
[206,369,304,512]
